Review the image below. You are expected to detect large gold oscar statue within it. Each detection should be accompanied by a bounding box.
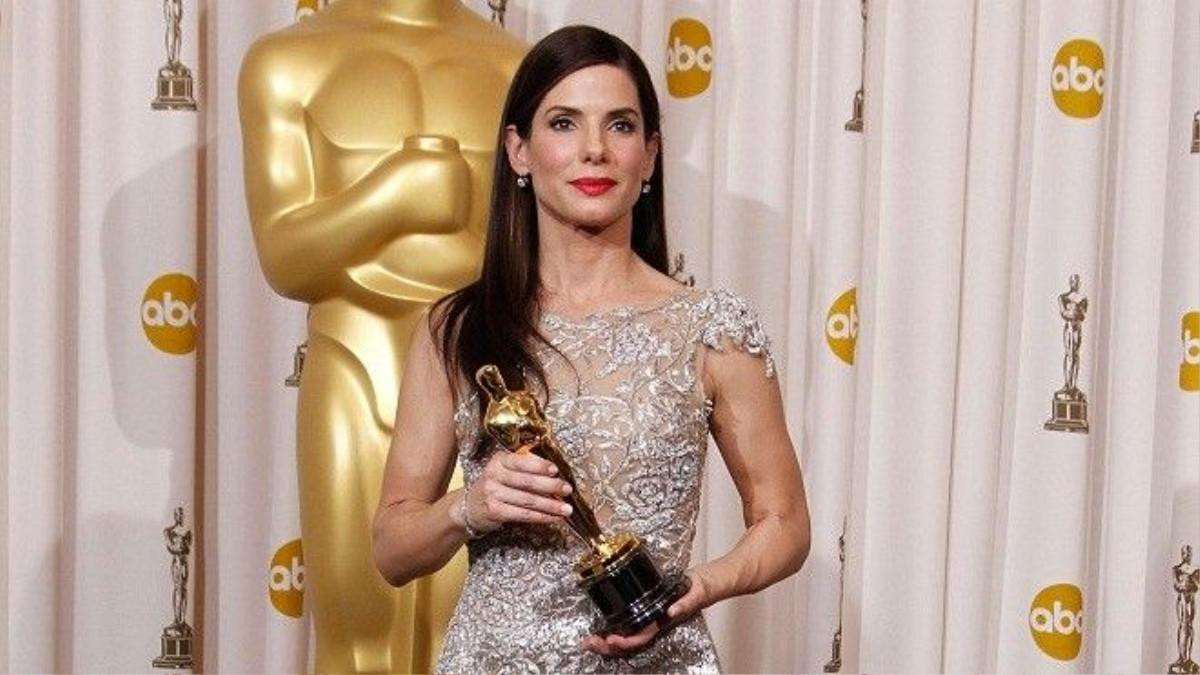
[237,1,524,671]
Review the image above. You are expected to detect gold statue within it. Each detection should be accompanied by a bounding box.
[476,365,689,635]
[237,1,524,671]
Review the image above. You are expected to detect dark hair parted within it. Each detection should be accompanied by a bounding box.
[430,25,668,405]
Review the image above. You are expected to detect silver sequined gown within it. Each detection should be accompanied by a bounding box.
[436,287,775,675]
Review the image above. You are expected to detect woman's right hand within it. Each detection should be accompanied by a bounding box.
[462,445,575,534]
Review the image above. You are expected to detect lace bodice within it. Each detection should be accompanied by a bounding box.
[435,287,774,674]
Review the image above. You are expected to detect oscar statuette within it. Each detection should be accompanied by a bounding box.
[1170,545,1199,674]
[151,0,197,112]
[152,507,194,669]
[475,365,690,636]
[1044,274,1089,433]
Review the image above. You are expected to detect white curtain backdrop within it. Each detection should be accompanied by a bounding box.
[2,0,1197,673]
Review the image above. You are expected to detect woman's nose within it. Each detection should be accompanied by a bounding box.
[580,126,608,164]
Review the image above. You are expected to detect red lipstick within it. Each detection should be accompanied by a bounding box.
[569,177,616,196]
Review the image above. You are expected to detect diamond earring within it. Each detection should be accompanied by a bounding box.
[641,182,652,194]
[516,174,529,188]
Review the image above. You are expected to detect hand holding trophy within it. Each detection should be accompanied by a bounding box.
[475,365,690,636]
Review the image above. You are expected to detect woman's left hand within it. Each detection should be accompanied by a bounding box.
[580,568,715,657]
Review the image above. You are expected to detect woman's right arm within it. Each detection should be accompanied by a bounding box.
[371,312,574,587]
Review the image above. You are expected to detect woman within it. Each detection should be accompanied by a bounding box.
[372,25,810,673]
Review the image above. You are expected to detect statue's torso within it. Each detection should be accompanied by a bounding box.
[251,8,523,425]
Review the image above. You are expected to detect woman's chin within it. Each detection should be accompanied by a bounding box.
[563,205,635,231]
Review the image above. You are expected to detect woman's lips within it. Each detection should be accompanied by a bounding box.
[570,178,616,196]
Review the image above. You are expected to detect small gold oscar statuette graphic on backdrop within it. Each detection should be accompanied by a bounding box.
[151,0,197,111]
[152,507,194,669]
[844,0,866,133]
[1044,274,1089,433]
[824,518,846,672]
[284,340,308,388]
[475,365,690,635]
[1169,544,1200,673]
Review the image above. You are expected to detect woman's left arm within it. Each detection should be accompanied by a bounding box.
[583,345,810,656]
[672,344,810,615]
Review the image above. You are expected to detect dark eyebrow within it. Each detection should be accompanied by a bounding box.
[543,106,643,121]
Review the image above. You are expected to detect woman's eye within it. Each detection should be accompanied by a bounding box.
[611,119,636,133]
[550,117,575,131]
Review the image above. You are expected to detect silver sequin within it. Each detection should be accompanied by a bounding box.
[436,287,774,675]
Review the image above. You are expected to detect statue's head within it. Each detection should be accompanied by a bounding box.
[1069,274,1080,291]
[1184,544,1193,563]
[173,506,184,525]
[477,365,550,451]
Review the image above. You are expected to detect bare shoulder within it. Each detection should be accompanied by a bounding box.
[633,262,694,298]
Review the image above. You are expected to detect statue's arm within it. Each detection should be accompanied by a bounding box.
[237,39,471,303]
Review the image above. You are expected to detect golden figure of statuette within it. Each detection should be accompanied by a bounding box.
[475,365,689,635]
[237,1,525,670]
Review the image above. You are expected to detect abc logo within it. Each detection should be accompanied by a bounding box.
[268,538,305,618]
[666,18,713,98]
[1028,583,1083,661]
[1051,39,1105,119]
[825,287,858,365]
[141,272,198,355]
[1181,311,1199,392]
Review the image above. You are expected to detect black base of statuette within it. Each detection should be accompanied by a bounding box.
[1044,397,1088,433]
[580,543,690,637]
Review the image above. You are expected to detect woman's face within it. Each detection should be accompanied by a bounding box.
[506,64,659,233]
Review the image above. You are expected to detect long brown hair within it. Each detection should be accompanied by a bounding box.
[431,25,668,403]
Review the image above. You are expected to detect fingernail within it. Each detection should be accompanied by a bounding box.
[547,464,558,475]
[561,483,573,495]
[561,504,573,516]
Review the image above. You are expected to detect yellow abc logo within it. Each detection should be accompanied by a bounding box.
[666,18,713,98]
[1181,311,1199,392]
[1051,39,1105,119]
[268,538,305,618]
[141,273,198,355]
[1028,583,1083,660]
[825,287,858,365]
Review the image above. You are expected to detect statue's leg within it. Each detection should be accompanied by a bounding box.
[1069,327,1082,388]
[297,334,465,674]
[1062,324,1071,387]
[1179,595,1188,658]
[1185,598,1195,658]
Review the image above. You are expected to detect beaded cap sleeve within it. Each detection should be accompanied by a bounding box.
[435,287,774,675]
